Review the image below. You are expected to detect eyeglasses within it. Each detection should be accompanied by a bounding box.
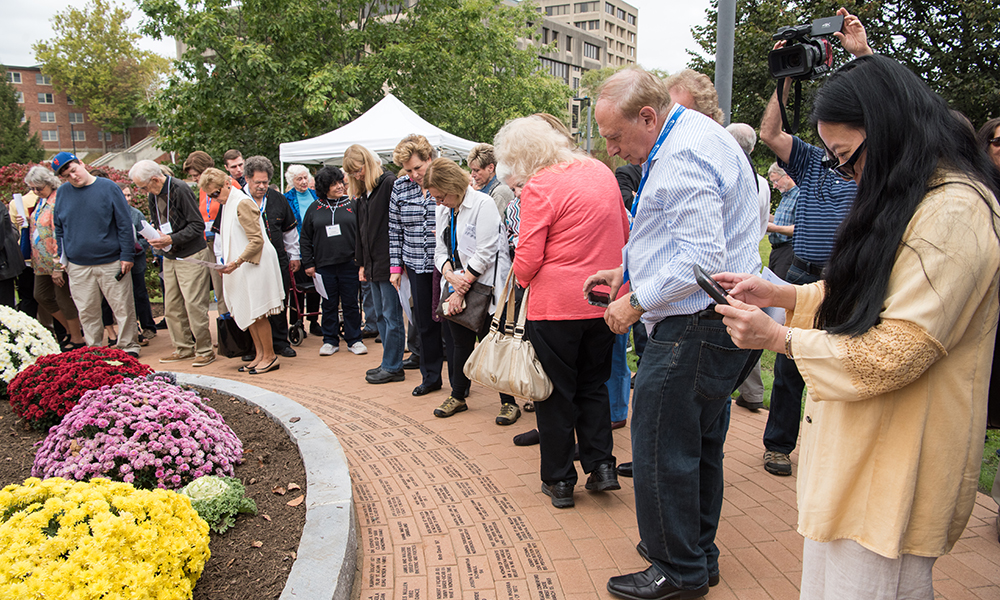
[822,139,867,182]
[990,137,1000,148]
[207,190,222,199]
[28,186,46,193]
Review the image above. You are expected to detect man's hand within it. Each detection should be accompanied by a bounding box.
[582,266,624,302]
[358,266,366,282]
[149,234,173,249]
[834,7,874,57]
[305,267,316,278]
[120,261,133,275]
[289,259,301,273]
[604,295,642,335]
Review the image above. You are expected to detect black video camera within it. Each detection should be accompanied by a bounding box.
[768,15,843,80]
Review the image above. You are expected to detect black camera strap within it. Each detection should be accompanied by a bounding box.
[776,78,804,135]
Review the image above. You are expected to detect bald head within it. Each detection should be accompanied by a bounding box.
[596,68,672,121]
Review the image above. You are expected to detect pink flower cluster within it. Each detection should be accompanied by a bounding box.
[32,378,243,490]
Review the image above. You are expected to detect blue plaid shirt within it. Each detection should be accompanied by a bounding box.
[768,186,799,245]
[388,176,436,274]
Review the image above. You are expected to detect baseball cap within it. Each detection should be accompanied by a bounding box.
[51,152,79,175]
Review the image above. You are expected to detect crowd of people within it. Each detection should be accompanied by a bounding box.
[3,8,1000,598]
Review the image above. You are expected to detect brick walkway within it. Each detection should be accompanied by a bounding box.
[140,327,1000,599]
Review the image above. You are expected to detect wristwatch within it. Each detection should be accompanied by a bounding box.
[629,292,645,314]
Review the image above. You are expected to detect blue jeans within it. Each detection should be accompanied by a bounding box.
[317,262,362,347]
[361,281,377,331]
[608,332,631,422]
[369,279,405,372]
[633,313,758,589]
[763,262,819,454]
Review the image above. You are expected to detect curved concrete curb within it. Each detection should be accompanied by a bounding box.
[174,373,355,600]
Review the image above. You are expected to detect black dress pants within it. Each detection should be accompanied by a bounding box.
[443,315,515,406]
[409,271,443,386]
[527,318,616,485]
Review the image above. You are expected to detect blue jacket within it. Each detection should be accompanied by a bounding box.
[284,188,317,235]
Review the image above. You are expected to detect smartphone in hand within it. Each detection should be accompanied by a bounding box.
[587,290,611,308]
[693,265,729,305]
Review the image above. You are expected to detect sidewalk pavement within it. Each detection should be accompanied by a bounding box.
[139,323,1000,600]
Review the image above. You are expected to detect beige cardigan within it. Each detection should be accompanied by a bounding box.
[788,172,999,559]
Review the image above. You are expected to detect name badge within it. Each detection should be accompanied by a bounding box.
[326,224,341,237]
[160,222,173,235]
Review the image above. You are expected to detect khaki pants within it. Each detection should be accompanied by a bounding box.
[210,267,227,315]
[66,261,139,352]
[163,247,214,357]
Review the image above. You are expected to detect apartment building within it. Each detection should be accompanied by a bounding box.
[538,0,638,68]
[3,64,129,156]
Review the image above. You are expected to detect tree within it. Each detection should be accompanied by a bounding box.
[137,0,573,163]
[689,0,1000,135]
[0,70,44,166]
[33,0,170,134]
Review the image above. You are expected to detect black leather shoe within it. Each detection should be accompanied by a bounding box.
[617,462,633,478]
[607,566,708,600]
[635,542,720,587]
[734,395,763,411]
[279,346,297,358]
[309,322,322,336]
[366,366,382,376]
[585,462,621,492]
[402,354,420,370]
[366,368,404,384]
[362,327,378,339]
[541,481,574,508]
[412,381,442,396]
[242,353,256,362]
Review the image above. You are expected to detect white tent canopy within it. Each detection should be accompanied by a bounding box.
[278,93,479,177]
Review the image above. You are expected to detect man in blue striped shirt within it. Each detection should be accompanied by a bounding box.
[586,68,762,600]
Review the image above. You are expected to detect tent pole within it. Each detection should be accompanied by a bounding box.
[280,161,285,194]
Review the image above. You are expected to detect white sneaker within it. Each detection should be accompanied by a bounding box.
[319,343,338,356]
[349,341,368,355]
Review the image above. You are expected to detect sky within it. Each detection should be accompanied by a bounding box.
[1,0,713,73]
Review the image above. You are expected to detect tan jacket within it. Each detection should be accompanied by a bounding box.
[788,172,999,559]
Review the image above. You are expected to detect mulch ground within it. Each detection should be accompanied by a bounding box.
[0,386,307,600]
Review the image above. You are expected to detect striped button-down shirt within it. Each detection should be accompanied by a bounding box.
[768,185,799,245]
[388,175,436,274]
[625,105,762,324]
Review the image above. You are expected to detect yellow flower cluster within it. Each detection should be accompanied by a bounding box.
[0,477,210,600]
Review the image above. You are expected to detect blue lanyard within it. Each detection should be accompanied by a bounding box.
[631,105,685,222]
[450,209,457,260]
[624,106,685,285]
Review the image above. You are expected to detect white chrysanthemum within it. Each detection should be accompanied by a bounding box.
[0,305,60,387]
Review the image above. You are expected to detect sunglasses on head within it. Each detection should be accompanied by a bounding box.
[822,139,867,182]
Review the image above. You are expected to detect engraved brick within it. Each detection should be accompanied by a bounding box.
[452,527,483,556]
[462,555,495,589]
[479,521,511,548]
[397,543,423,575]
[518,543,552,572]
[390,518,421,545]
[418,509,445,536]
[359,502,386,525]
[423,536,457,567]
[432,565,457,599]
[364,526,389,554]
[387,495,411,518]
[503,516,537,543]
[365,554,391,588]
[490,548,522,579]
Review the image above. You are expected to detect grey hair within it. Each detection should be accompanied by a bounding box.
[24,165,61,190]
[245,155,275,181]
[767,162,787,177]
[129,160,164,184]
[285,164,308,182]
[494,116,583,188]
[726,123,757,154]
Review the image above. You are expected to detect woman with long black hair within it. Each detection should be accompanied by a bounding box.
[715,55,1000,599]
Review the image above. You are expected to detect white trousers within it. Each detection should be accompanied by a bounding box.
[800,538,936,600]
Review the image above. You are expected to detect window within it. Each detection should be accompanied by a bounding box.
[589,20,599,29]
[36,74,52,85]
[72,131,86,142]
[41,131,58,142]
[583,42,601,60]
[5,72,21,84]
[14,91,23,104]
[629,31,636,42]
[545,4,570,16]
[540,58,569,84]
[627,13,636,25]
[572,104,579,129]
[566,36,572,52]
[574,21,586,29]
[552,33,559,50]
[618,8,626,19]
[606,2,614,14]
[574,1,598,12]
[66,96,75,105]
[572,76,580,90]
[605,21,614,32]
[69,112,84,124]
[38,93,54,104]
[39,111,56,123]
[98,132,114,142]
[542,28,549,44]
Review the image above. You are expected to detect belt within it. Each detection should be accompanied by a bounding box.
[791,254,825,278]
[694,305,725,320]
[769,240,791,248]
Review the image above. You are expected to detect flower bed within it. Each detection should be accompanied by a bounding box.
[0,477,210,599]
[33,378,243,490]
[7,346,152,430]
[0,306,59,399]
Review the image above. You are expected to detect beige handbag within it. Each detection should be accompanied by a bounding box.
[463,270,553,402]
